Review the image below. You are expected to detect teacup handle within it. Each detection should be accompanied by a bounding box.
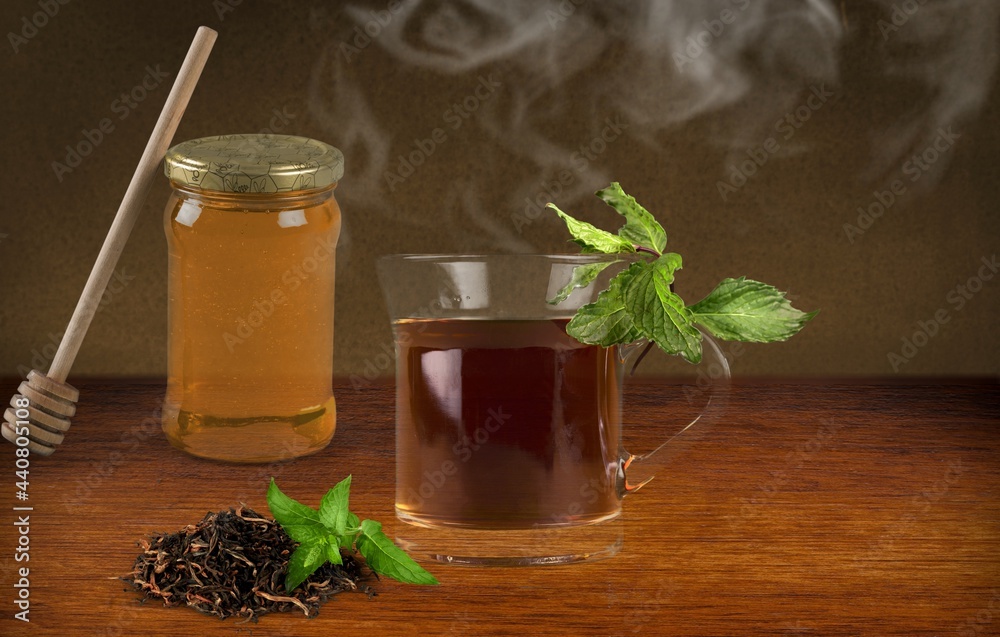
[616,329,731,496]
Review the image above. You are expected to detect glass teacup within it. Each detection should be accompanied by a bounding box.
[377,254,729,564]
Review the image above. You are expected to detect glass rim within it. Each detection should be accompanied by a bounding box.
[378,253,643,263]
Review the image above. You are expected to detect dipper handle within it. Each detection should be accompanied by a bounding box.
[48,26,217,382]
[2,27,217,456]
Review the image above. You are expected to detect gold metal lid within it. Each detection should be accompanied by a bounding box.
[164,134,344,194]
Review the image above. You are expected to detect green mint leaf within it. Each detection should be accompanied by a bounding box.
[547,260,616,305]
[624,254,703,363]
[689,277,818,342]
[547,203,635,254]
[565,264,644,346]
[285,539,327,592]
[552,183,813,362]
[318,474,351,536]
[325,540,344,566]
[596,182,667,253]
[339,512,361,549]
[357,519,439,585]
[267,478,326,544]
[268,478,437,592]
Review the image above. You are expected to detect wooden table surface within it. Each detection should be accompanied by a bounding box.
[0,379,997,637]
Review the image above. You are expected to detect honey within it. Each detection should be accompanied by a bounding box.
[161,135,344,462]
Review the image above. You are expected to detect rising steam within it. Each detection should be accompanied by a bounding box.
[306,0,997,248]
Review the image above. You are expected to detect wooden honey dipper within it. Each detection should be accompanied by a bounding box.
[1,27,217,456]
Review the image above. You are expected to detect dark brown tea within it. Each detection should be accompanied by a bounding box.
[393,318,624,529]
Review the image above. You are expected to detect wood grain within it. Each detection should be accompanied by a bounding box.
[0,379,996,636]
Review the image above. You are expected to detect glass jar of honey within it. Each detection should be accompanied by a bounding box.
[161,134,344,463]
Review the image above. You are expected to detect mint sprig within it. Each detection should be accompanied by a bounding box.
[547,203,635,254]
[549,182,815,359]
[623,252,703,363]
[595,182,667,253]
[689,277,818,342]
[267,477,439,591]
[563,262,644,345]
[548,260,617,305]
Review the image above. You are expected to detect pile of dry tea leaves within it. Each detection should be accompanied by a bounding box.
[122,506,375,621]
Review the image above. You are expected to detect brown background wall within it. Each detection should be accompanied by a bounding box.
[0,0,997,380]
